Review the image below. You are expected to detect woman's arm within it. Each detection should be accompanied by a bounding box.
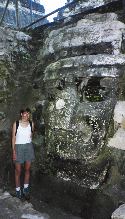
[12,122,16,160]
[32,121,34,133]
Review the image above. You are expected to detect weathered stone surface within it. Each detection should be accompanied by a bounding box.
[0,27,33,112]
[108,101,125,150]
[43,54,125,80]
[0,190,49,219]
[33,11,125,188]
[62,0,122,19]
[41,18,125,61]
[111,204,125,219]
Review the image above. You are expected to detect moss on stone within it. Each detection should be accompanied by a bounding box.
[91,147,112,168]
[0,62,9,78]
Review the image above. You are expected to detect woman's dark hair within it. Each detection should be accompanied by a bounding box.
[20,107,31,114]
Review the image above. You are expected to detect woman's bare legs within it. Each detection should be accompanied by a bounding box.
[24,161,31,185]
[15,161,31,187]
[15,163,21,188]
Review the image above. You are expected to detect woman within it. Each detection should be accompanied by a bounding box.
[12,108,35,199]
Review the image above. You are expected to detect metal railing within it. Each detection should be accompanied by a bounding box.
[23,0,77,29]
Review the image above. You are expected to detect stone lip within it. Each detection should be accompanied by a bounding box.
[44,54,125,80]
[111,204,125,219]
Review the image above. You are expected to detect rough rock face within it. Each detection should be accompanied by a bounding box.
[29,1,125,216]
[0,26,36,185]
[0,0,47,28]
[36,9,125,188]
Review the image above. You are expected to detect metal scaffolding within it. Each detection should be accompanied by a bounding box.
[0,0,76,30]
[15,0,19,29]
[0,0,21,29]
[0,0,10,27]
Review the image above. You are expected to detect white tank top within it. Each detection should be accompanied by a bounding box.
[15,123,32,144]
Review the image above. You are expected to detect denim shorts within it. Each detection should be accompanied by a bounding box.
[15,143,35,164]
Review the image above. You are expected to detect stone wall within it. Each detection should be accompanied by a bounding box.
[29,0,125,215]
[0,26,36,185]
[32,0,125,189]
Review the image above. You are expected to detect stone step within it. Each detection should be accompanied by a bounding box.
[0,190,50,219]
